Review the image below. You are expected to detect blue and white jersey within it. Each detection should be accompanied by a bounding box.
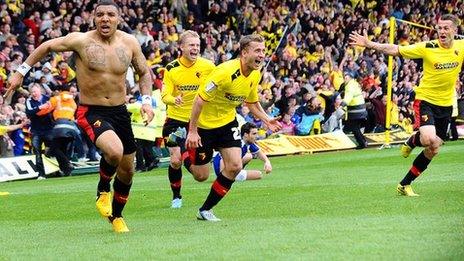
[213,140,260,176]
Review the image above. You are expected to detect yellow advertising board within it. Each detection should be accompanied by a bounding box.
[256,130,357,156]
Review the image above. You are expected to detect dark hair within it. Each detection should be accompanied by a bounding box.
[58,83,71,92]
[96,0,119,11]
[240,122,257,137]
[239,34,265,52]
[440,14,460,27]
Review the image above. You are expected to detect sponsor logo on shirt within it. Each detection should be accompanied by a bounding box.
[178,84,199,91]
[224,93,246,102]
[434,62,459,70]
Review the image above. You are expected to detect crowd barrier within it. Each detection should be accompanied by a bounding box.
[0,129,414,182]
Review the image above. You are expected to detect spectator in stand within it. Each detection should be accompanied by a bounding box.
[322,92,345,133]
[295,96,324,135]
[34,62,57,92]
[369,87,386,133]
[278,111,295,135]
[0,112,27,157]
[25,84,54,179]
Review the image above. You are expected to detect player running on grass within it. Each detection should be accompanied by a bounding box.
[161,30,215,209]
[349,14,464,196]
[185,34,281,221]
[6,0,154,232]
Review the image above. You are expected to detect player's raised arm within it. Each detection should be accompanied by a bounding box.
[5,32,84,99]
[349,31,399,56]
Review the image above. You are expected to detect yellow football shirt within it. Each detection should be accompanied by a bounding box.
[0,125,7,136]
[162,57,215,122]
[399,39,464,106]
[197,59,260,129]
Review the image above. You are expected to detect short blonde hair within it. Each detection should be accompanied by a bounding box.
[178,30,200,45]
[239,34,265,52]
[440,14,460,27]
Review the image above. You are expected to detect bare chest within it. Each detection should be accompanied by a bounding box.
[79,43,132,74]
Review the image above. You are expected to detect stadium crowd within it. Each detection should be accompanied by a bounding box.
[0,0,463,174]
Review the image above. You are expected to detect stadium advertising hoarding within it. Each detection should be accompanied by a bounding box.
[256,130,358,156]
[363,129,411,145]
[0,155,60,182]
[256,130,410,156]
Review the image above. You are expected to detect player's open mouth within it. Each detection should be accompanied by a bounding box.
[255,60,262,66]
[101,25,110,33]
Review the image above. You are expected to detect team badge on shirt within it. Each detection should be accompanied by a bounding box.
[93,120,102,127]
[421,114,428,123]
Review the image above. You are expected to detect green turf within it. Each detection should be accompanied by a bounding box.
[1,141,463,260]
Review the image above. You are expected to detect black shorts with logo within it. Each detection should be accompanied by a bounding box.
[187,118,242,166]
[162,118,189,147]
[76,104,136,154]
[415,100,452,140]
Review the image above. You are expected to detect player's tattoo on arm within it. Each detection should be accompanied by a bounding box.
[84,44,106,68]
[132,53,152,94]
[115,47,130,68]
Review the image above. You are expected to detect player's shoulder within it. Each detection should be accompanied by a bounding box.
[454,39,464,48]
[60,31,89,44]
[165,59,181,72]
[116,30,135,39]
[216,59,240,77]
[65,31,87,39]
[196,57,216,68]
[217,59,239,69]
[422,40,440,49]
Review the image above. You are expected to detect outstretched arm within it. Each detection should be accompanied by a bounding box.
[5,33,83,101]
[349,31,399,56]
[246,102,282,132]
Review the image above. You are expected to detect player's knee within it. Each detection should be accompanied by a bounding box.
[105,153,123,166]
[193,172,209,182]
[227,162,243,176]
[427,144,440,157]
[420,133,441,147]
[242,153,253,164]
[118,166,134,183]
[170,159,182,169]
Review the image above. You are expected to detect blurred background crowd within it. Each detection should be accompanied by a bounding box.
[0,0,463,174]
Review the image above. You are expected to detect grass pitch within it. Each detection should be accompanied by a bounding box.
[1,141,463,260]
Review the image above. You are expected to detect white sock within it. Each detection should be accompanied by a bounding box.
[235,169,247,181]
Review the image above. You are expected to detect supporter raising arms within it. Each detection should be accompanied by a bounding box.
[349,14,464,196]
[5,0,154,233]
